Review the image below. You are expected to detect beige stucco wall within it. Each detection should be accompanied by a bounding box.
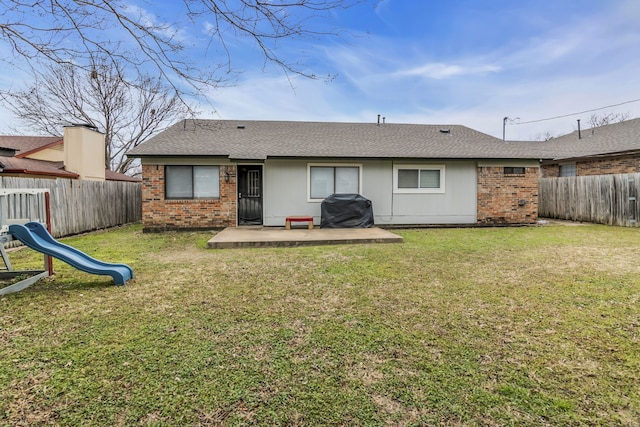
[63,126,105,181]
[25,145,64,162]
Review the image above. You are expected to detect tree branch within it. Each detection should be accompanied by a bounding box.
[0,0,360,97]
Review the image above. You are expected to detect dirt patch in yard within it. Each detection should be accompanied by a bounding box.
[538,218,593,226]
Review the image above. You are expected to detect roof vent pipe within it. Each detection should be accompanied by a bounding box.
[383,117,386,124]
[577,119,581,139]
[502,116,508,142]
[377,114,380,125]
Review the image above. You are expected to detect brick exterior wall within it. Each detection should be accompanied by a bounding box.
[477,166,538,224]
[540,164,559,178]
[577,155,640,175]
[141,162,540,229]
[141,164,237,231]
[541,154,640,177]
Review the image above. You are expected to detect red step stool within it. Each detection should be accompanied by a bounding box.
[285,216,314,230]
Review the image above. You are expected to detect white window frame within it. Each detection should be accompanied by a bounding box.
[393,164,445,194]
[307,163,362,202]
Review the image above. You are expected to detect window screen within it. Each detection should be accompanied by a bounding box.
[166,166,193,198]
[398,169,419,188]
[193,166,219,198]
[420,170,441,188]
[559,164,576,177]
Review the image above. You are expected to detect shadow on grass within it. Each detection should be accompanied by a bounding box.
[18,276,123,294]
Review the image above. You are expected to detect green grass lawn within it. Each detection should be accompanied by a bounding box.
[1,224,639,426]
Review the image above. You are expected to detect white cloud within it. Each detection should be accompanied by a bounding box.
[121,3,187,43]
[374,0,393,18]
[395,63,501,80]
[202,74,355,123]
[308,1,640,140]
[203,21,215,34]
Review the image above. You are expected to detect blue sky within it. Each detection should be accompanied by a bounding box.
[2,0,640,141]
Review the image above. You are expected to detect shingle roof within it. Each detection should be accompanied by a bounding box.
[0,156,79,178]
[529,117,640,160]
[105,170,141,182]
[0,135,140,181]
[127,119,559,160]
[0,135,63,157]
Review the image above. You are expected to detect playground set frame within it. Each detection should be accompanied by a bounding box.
[0,189,53,295]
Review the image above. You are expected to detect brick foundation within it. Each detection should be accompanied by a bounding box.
[141,164,237,231]
[477,167,538,224]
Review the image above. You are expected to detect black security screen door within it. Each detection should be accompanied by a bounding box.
[237,165,263,225]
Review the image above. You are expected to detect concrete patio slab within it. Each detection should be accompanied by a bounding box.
[207,226,404,249]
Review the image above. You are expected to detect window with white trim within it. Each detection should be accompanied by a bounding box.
[394,165,445,193]
[559,163,576,177]
[308,164,361,200]
[165,165,220,199]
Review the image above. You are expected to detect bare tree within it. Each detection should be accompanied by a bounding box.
[533,131,555,141]
[1,55,188,175]
[0,0,359,95]
[587,112,630,129]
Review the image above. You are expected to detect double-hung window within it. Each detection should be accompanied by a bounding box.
[394,165,445,193]
[308,164,361,200]
[165,165,220,199]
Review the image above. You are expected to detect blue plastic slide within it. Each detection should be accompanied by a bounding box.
[9,222,133,285]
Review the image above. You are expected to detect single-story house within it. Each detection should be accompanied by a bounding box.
[127,119,558,231]
[539,117,640,177]
[0,124,140,182]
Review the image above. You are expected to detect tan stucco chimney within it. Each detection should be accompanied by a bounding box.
[63,125,105,181]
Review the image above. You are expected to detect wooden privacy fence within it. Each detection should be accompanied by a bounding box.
[539,173,640,226]
[0,177,141,237]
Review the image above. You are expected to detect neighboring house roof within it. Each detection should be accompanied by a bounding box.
[0,134,140,181]
[127,119,559,160]
[105,170,141,182]
[0,136,63,157]
[0,156,79,178]
[524,117,640,161]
